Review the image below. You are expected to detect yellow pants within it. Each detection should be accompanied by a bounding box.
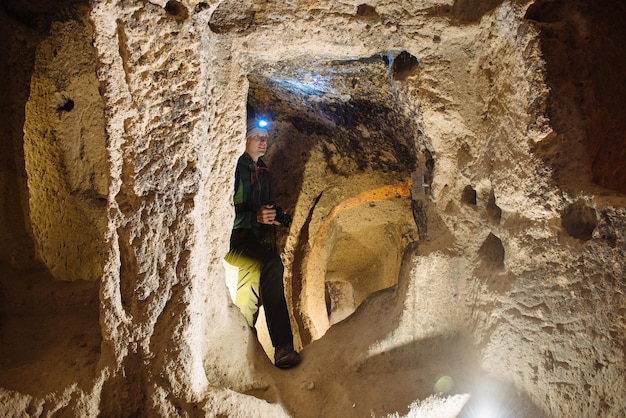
[225,228,293,347]
[224,251,261,326]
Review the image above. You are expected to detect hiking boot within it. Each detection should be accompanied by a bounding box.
[274,345,301,369]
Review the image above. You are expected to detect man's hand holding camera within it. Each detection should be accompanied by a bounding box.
[257,205,279,225]
[256,204,291,227]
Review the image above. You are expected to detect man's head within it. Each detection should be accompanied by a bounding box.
[245,125,269,162]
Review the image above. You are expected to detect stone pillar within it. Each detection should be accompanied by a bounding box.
[89,1,265,412]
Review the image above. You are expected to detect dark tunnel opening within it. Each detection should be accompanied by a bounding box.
[525,0,626,195]
[236,52,431,348]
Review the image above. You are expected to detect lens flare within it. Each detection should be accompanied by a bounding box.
[434,375,454,393]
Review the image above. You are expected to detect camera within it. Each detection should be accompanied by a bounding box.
[273,206,292,227]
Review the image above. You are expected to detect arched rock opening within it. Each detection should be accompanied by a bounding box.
[244,52,428,346]
[526,0,626,194]
[0,2,103,400]
[2,1,626,416]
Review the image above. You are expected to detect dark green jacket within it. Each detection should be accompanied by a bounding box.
[232,152,272,241]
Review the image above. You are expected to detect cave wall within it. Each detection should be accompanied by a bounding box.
[0,0,45,270]
[527,0,626,195]
[0,0,625,417]
[88,1,266,414]
[23,15,108,282]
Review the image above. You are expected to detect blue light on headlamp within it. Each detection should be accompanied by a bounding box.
[246,118,270,138]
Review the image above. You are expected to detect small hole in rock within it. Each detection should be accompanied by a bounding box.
[57,99,74,112]
[478,233,504,269]
[356,4,379,19]
[561,199,597,241]
[391,51,419,81]
[462,185,477,205]
[165,0,188,20]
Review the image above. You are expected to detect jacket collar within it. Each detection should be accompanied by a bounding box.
[242,152,266,168]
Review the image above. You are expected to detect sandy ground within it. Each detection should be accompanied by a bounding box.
[0,260,543,417]
[0,264,101,399]
[240,281,544,418]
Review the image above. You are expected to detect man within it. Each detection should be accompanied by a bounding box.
[224,120,301,369]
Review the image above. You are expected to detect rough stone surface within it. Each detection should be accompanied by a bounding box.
[23,15,108,282]
[1,0,625,417]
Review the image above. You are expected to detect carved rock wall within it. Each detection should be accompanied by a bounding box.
[0,0,625,417]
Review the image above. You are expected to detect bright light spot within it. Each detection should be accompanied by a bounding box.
[473,400,499,418]
[434,375,454,393]
[257,119,268,128]
[398,394,470,418]
[459,376,526,417]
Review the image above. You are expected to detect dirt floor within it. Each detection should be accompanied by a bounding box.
[1,257,545,417]
[241,281,545,418]
[0,263,101,400]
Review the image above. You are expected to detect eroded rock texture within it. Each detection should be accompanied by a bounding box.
[1,0,625,417]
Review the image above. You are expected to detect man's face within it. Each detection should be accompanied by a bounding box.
[246,134,268,160]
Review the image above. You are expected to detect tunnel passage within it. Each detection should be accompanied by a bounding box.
[0,1,103,398]
[242,51,429,346]
[526,0,626,194]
